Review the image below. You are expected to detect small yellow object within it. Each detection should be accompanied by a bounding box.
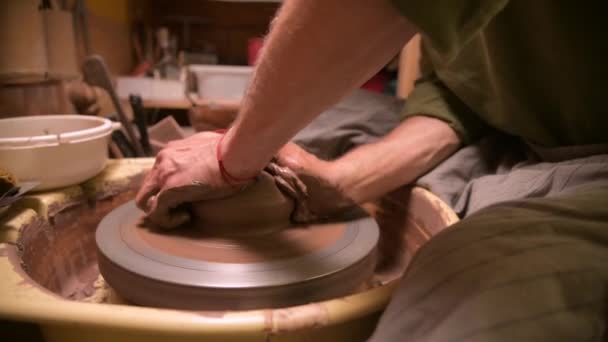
[0,169,17,194]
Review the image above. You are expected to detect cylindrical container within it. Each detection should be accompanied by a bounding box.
[43,9,79,81]
[0,115,120,190]
[189,65,253,101]
[0,81,76,117]
[0,0,49,84]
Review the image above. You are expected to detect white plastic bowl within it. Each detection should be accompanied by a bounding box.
[116,77,186,102]
[189,65,253,101]
[0,115,120,191]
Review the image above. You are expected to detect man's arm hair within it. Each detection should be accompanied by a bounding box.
[221,0,416,179]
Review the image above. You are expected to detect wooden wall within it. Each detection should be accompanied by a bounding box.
[149,0,280,65]
[83,0,135,75]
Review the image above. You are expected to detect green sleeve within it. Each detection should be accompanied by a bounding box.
[401,50,488,144]
[390,0,506,144]
[389,0,508,59]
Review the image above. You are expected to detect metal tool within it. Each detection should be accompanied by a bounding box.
[82,55,145,157]
[111,130,136,158]
[129,94,152,156]
[0,181,40,208]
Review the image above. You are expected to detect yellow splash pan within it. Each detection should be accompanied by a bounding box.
[0,159,458,342]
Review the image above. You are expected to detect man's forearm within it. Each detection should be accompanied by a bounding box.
[222,0,415,178]
[331,116,461,203]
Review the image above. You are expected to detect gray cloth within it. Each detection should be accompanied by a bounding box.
[417,134,608,218]
[293,89,403,161]
[369,181,608,342]
[369,136,608,341]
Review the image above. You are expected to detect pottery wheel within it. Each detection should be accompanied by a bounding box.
[96,201,379,310]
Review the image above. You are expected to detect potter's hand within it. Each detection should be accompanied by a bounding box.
[135,131,250,228]
[266,143,355,223]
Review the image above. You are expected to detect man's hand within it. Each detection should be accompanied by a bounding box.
[135,131,251,228]
[267,117,462,223]
[266,143,355,222]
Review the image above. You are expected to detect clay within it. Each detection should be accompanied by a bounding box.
[137,222,346,263]
[191,171,294,237]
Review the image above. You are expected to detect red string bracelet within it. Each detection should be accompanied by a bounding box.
[215,129,257,185]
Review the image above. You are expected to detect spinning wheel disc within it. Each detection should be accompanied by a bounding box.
[96,201,379,310]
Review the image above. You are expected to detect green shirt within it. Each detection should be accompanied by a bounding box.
[392,0,608,146]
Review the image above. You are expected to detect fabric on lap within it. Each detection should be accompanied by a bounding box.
[369,183,608,341]
[417,133,608,218]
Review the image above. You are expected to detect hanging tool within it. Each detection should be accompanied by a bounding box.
[73,0,92,55]
[82,55,145,157]
[111,129,136,158]
[129,94,153,156]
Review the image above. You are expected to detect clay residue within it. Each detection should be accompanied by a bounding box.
[15,189,138,302]
[195,310,227,318]
[63,263,100,300]
[47,199,86,227]
[5,242,63,300]
[82,273,128,304]
[264,303,330,334]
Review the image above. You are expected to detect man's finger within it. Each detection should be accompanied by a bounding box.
[265,162,315,223]
[144,184,216,228]
[272,173,298,198]
[146,193,191,229]
[266,163,308,197]
[135,171,160,211]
